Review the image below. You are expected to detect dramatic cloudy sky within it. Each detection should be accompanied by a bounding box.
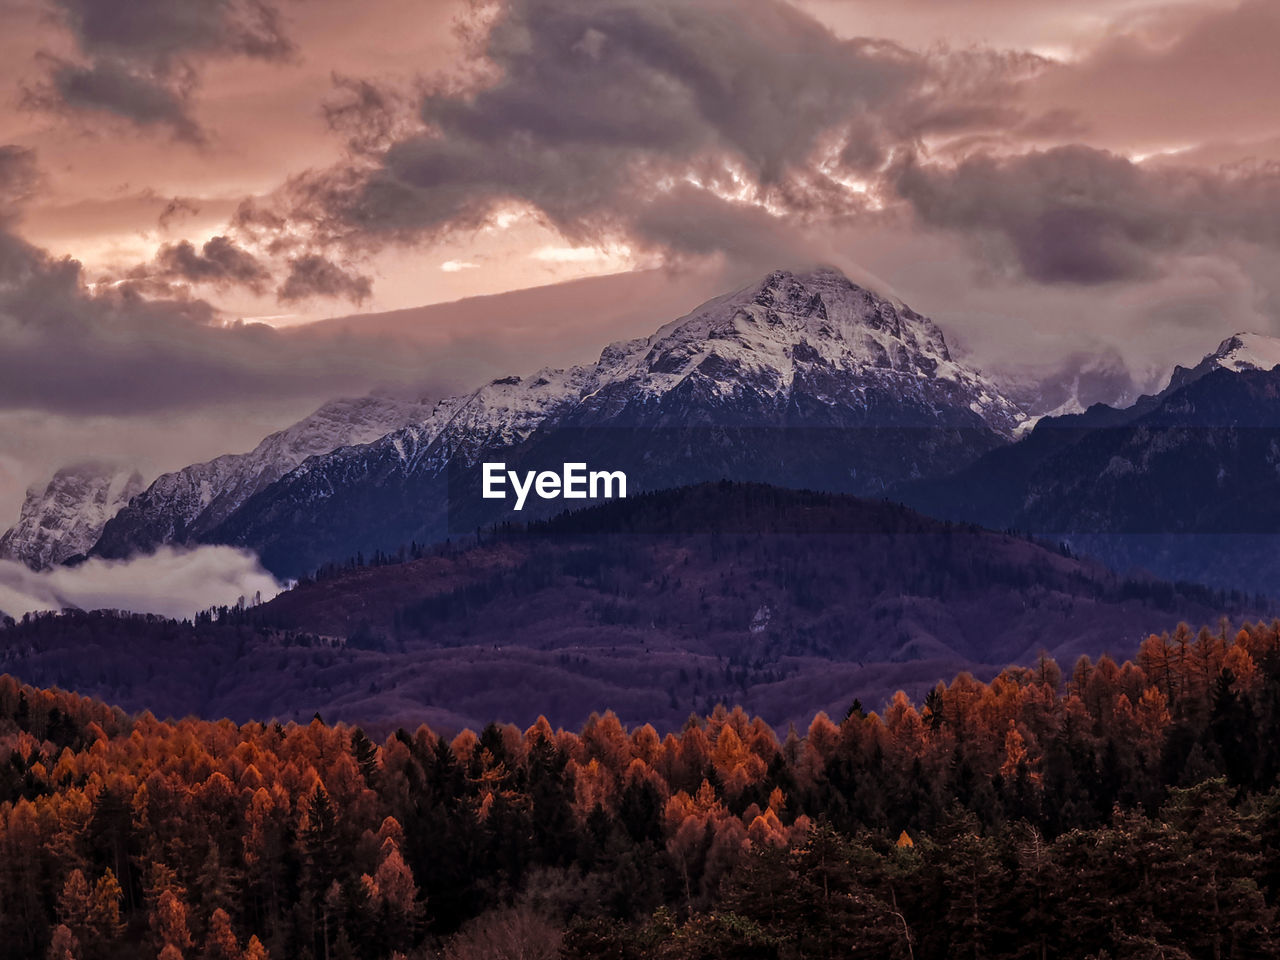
[2,0,1280,518]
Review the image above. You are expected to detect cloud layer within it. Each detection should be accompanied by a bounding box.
[0,140,431,417]
[254,0,1039,270]
[890,146,1280,284]
[219,0,1280,301]
[0,223,430,415]
[0,545,283,621]
[25,0,297,141]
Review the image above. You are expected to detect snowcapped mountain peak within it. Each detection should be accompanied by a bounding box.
[646,267,955,379]
[1164,332,1280,396]
[294,265,1029,495]
[1207,333,1280,373]
[429,364,594,456]
[268,266,1033,477]
[0,462,145,568]
[574,266,1021,435]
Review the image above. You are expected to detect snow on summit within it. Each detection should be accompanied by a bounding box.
[368,266,1030,466]
[0,463,144,569]
[1208,333,1280,374]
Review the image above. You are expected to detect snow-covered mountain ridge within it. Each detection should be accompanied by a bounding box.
[88,395,437,560]
[15,271,1280,578]
[0,463,144,569]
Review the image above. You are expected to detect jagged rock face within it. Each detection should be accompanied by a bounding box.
[0,463,144,568]
[198,268,1027,576]
[91,395,437,560]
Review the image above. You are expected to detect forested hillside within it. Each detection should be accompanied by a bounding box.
[4,618,1280,958]
[897,366,1280,594]
[0,484,1255,732]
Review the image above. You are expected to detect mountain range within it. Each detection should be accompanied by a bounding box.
[5,268,1280,597]
[89,394,437,562]
[0,394,436,571]
[898,334,1280,593]
[79,267,1023,577]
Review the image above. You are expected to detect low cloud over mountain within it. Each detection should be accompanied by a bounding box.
[0,544,282,621]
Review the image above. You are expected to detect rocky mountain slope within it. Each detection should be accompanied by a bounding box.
[0,463,144,568]
[189,267,1028,575]
[91,395,436,560]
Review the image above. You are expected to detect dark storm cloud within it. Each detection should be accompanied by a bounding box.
[150,235,271,290]
[49,0,291,59]
[259,0,1040,266]
[0,145,427,415]
[198,0,1280,300]
[628,184,828,264]
[418,0,914,182]
[24,0,295,140]
[890,146,1280,284]
[0,232,415,414]
[277,254,372,303]
[26,55,205,142]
